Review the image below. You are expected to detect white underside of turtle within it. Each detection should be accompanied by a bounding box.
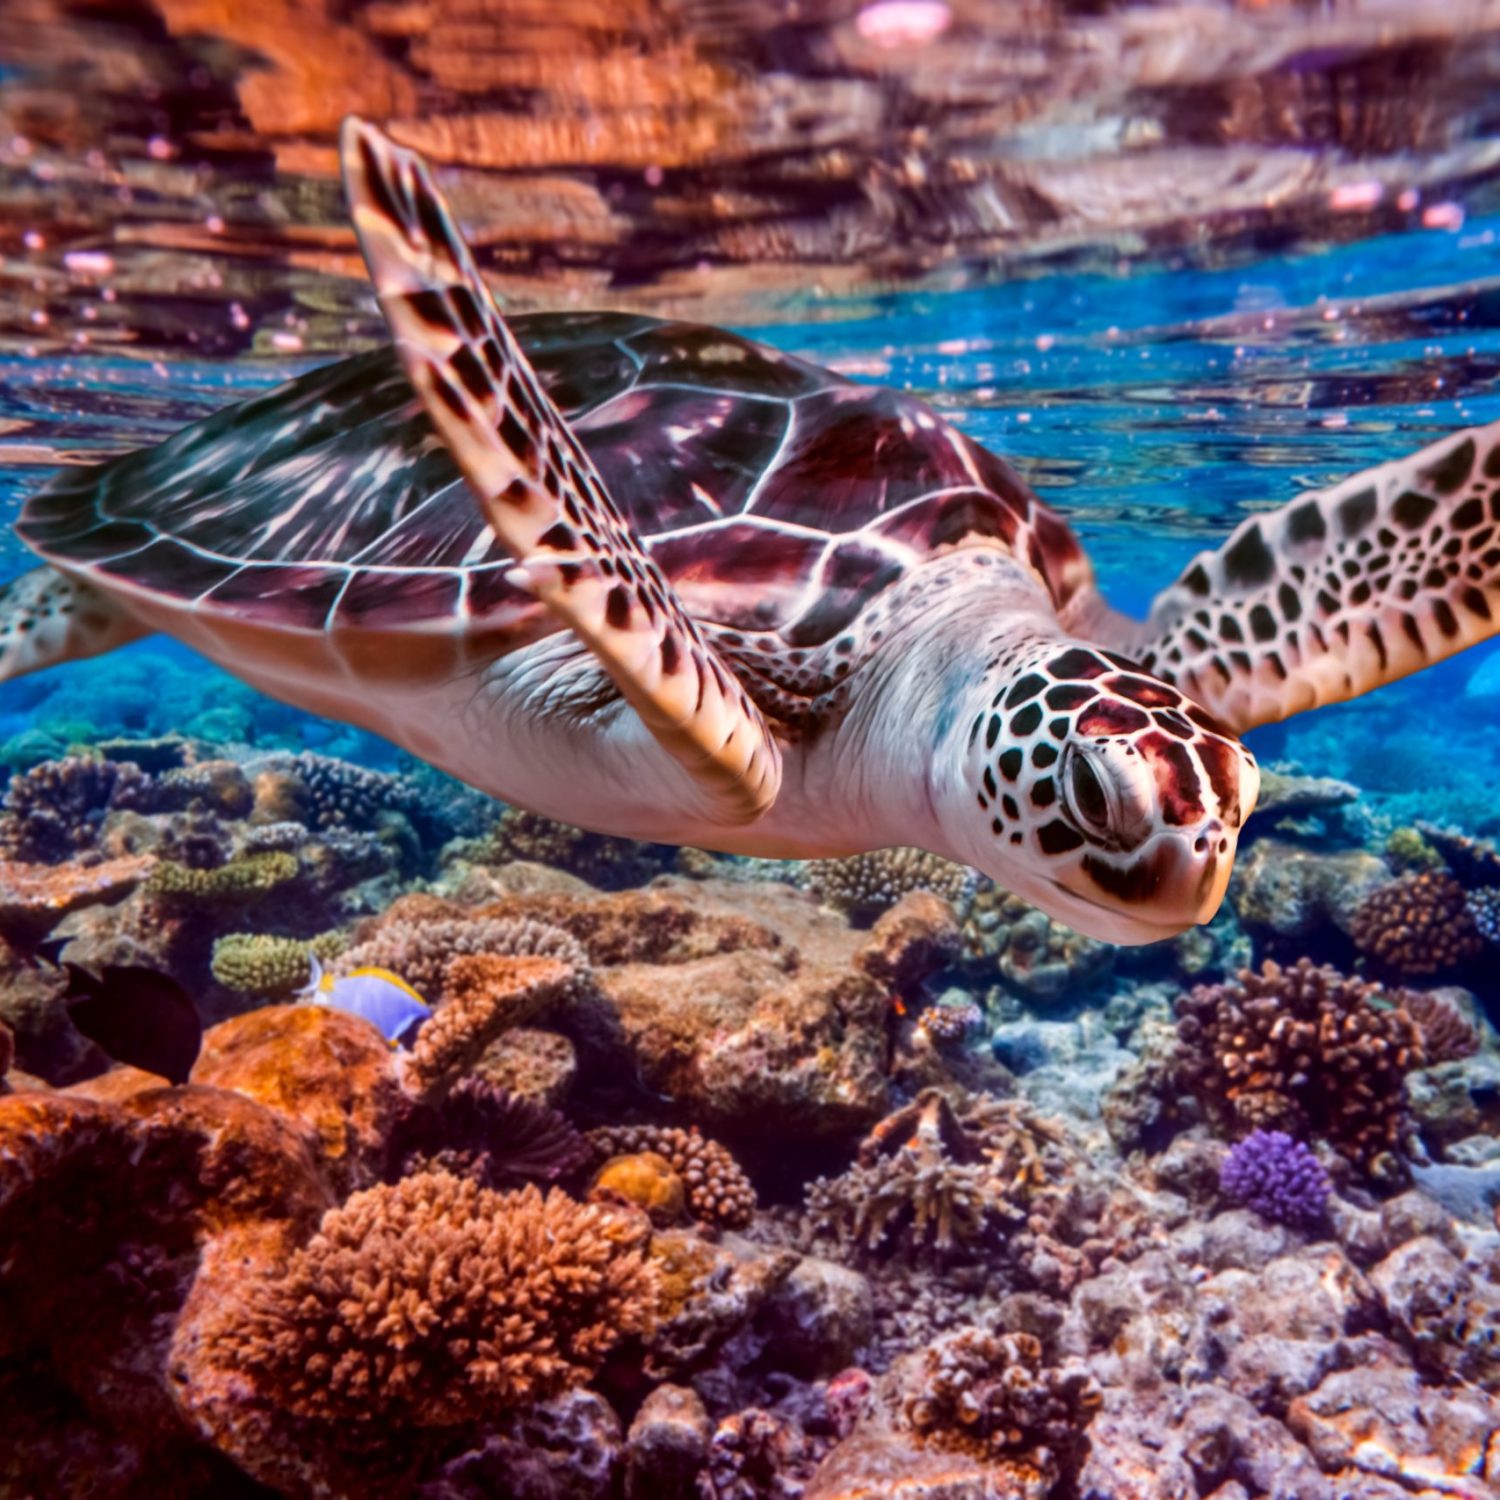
[6,119,1500,946]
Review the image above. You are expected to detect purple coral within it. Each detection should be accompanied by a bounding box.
[1220,1130,1330,1228]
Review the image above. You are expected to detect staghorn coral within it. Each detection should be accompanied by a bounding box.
[1404,990,1481,1064]
[404,953,574,1101]
[198,1171,657,1433]
[488,806,675,889]
[914,1000,983,1047]
[390,1078,589,1189]
[334,913,591,999]
[1351,871,1483,976]
[804,1091,1069,1268]
[146,850,298,904]
[587,1124,757,1230]
[901,1322,1100,1485]
[1219,1130,1330,1229]
[1175,959,1425,1172]
[0,755,151,862]
[210,930,347,999]
[803,847,974,924]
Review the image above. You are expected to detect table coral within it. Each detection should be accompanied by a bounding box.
[1350,870,1483,975]
[588,1123,757,1229]
[404,952,575,1101]
[0,852,156,954]
[1175,959,1426,1173]
[802,847,974,924]
[192,1171,657,1431]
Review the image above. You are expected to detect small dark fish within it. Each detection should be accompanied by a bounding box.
[63,962,202,1085]
[33,936,72,969]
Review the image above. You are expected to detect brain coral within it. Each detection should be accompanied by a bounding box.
[200,1171,657,1432]
[1350,871,1483,976]
[1175,959,1425,1172]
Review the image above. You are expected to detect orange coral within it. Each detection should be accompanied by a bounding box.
[198,1172,657,1432]
[405,953,574,1101]
[587,1124,757,1229]
[0,852,156,952]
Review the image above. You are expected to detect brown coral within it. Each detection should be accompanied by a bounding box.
[1175,959,1426,1171]
[404,953,574,1101]
[0,852,156,954]
[199,1172,657,1431]
[804,848,973,925]
[1351,871,1483,976]
[588,1124,757,1230]
[1404,990,1481,1065]
[334,913,590,999]
[901,1322,1101,1485]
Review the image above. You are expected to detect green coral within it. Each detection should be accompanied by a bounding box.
[147,850,298,903]
[211,931,347,998]
[1385,826,1445,875]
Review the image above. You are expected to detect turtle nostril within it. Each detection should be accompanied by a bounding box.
[1194,834,1208,854]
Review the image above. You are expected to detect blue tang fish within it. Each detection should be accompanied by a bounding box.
[301,957,431,1048]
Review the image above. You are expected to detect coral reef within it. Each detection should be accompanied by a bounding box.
[390,1078,590,1189]
[0,851,155,954]
[1350,870,1484,975]
[1174,960,1426,1173]
[962,883,1114,1000]
[914,999,984,1046]
[587,1124,757,1229]
[146,850,299,904]
[209,930,347,998]
[487,806,675,889]
[1403,988,1481,1064]
[1468,885,1500,944]
[1383,825,1444,875]
[1219,1131,1330,1229]
[0,754,149,861]
[193,1172,657,1431]
[802,847,973,924]
[404,953,574,1101]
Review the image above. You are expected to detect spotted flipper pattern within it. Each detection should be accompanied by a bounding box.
[339,117,782,823]
[1118,422,1500,732]
[0,565,145,683]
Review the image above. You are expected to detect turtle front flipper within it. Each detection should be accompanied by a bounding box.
[339,118,781,825]
[0,566,146,683]
[1112,422,1500,733]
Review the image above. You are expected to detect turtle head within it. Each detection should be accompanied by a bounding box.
[947,640,1259,945]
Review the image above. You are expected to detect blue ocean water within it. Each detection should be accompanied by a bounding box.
[5,211,1500,827]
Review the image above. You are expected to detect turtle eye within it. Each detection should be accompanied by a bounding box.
[1065,749,1114,835]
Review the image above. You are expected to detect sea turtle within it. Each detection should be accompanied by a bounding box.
[5,120,1500,945]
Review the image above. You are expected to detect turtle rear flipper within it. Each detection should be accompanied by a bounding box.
[340,117,781,825]
[0,566,145,683]
[1103,423,1500,733]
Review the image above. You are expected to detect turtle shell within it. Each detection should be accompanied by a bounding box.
[19,313,1090,653]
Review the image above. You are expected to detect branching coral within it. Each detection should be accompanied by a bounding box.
[1351,871,1483,975]
[488,807,675,889]
[803,848,974,924]
[804,1091,1062,1266]
[901,1322,1101,1487]
[0,755,150,861]
[1175,959,1426,1171]
[335,914,590,1000]
[587,1124,756,1230]
[210,931,348,998]
[1219,1130,1330,1228]
[404,954,574,1101]
[391,1079,590,1189]
[201,1172,657,1432]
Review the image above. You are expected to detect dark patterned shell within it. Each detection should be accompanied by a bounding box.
[19,313,1090,648]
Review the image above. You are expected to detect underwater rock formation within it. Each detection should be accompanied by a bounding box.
[1174,959,1426,1174]
[962,883,1114,1001]
[1228,838,1391,941]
